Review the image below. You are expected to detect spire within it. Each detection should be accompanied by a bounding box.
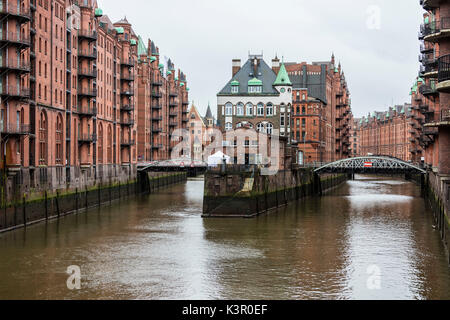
[273,63,292,86]
[205,103,213,119]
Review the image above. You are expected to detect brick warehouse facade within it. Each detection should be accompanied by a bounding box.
[285,54,352,163]
[355,104,418,162]
[136,37,189,162]
[0,0,189,201]
[418,0,450,175]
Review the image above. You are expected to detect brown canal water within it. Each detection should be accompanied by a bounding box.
[0,175,449,300]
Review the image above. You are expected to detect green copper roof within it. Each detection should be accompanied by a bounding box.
[186,88,190,91]
[130,39,137,46]
[167,70,172,75]
[115,27,124,34]
[401,107,405,114]
[150,56,157,62]
[425,16,429,24]
[158,63,164,69]
[231,80,240,86]
[95,8,103,17]
[180,83,185,87]
[334,67,339,73]
[274,63,292,86]
[248,77,263,86]
[137,36,147,56]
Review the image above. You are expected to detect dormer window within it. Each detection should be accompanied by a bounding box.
[231,80,239,94]
[248,78,262,93]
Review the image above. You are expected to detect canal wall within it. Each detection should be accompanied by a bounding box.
[202,166,346,218]
[0,171,186,233]
[425,171,450,264]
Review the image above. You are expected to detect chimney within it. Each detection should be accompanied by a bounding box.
[232,59,241,77]
[272,57,280,74]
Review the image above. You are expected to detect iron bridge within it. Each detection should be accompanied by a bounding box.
[314,156,426,174]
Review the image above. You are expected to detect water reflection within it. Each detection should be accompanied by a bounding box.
[0,175,448,300]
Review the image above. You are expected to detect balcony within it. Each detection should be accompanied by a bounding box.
[120,104,134,112]
[152,116,162,122]
[169,121,177,127]
[437,54,450,92]
[0,86,30,99]
[0,32,31,47]
[420,43,433,54]
[78,133,96,144]
[120,88,134,96]
[78,68,97,78]
[78,49,97,60]
[152,105,162,110]
[421,17,450,42]
[75,106,97,117]
[169,91,178,97]
[0,123,31,136]
[0,60,30,73]
[152,91,162,98]
[0,6,31,23]
[120,73,135,81]
[120,118,135,127]
[420,0,440,11]
[120,139,135,148]
[78,88,97,97]
[169,112,178,117]
[78,30,98,41]
[423,126,438,136]
[419,81,437,96]
[152,144,163,149]
[152,80,163,86]
[152,127,162,133]
[121,58,135,67]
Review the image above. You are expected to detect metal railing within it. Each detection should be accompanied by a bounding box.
[76,106,97,116]
[78,49,97,58]
[0,32,30,45]
[438,54,450,82]
[0,86,30,97]
[0,59,30,71]
[0,5,31,19]
[78,30,97,40]
[78,133,96,142]
[422,17,450,38]
[0,123,31,134]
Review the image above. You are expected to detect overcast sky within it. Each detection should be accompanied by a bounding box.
[98,0,423,118]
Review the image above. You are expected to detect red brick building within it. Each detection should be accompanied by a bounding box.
[355,104,418,162]
[136,38,189,162]
[285,54,352,164]
[0,0,189,200]
[418,0,450,174]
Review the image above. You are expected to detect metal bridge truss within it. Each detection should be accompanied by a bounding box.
[314,156,426,174]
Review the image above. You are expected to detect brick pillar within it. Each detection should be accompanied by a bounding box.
[439,127,450,175]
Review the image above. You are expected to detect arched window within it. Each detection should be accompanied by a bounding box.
[266,103,273,116]
[225,102,233,116]
[225,122,233,131]
[267,123,274,135]
[55,114,63,165]
[98,123,104,164]
[256,123,265,133]
[107,125,112,163]
[257,103,264,116]
[39,111,48,165]
[246,103,253,116]
[236,103,244,116]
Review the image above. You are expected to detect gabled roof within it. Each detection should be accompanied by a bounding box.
[273,63,292,86]
[218,58,278,95]
[115,17,130,25]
